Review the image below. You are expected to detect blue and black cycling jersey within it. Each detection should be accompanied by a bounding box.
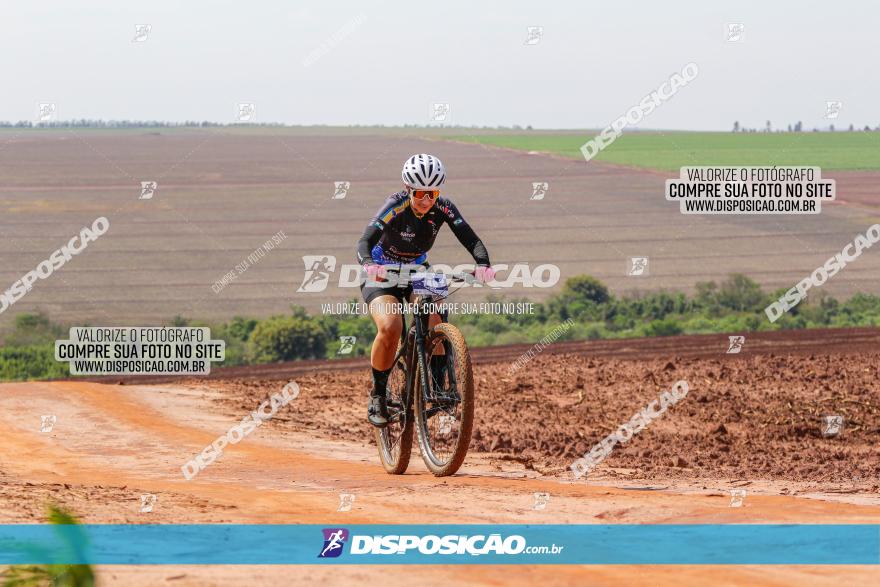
[356,191,490,267]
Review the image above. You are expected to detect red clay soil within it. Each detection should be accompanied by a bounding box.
[86,326,880,385]
[188,327,880,489]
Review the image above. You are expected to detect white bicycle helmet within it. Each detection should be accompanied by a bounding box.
[401,154,446,189]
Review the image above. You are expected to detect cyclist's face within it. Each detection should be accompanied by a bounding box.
[411,189,439,214]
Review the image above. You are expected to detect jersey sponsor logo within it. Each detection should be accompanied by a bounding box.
[387,244,421,259]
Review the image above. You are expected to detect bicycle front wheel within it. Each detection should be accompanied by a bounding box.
[414,322,474,476]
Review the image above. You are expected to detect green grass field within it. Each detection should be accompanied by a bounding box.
[448,132,880,171]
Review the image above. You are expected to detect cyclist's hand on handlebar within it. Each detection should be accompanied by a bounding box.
[474,265,496,283]
[363,263,387,279]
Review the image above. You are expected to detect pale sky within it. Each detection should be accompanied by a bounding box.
[2,1,876,130]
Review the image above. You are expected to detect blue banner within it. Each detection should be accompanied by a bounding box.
[1,524,878,565]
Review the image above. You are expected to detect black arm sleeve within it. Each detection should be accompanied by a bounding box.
[445,201,490,266]
[356,195,398,264]
[356,222,382,265]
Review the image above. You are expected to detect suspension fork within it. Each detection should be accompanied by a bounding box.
[400,311,425,416]
[413,304,432,401]
[396,313,413,413]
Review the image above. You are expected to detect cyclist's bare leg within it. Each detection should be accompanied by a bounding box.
[367,294,443,370]
[366,294,406,426]
[369,294,405,371]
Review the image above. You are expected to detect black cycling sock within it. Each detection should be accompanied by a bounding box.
[371,366,393,396]
[430,355,447,384]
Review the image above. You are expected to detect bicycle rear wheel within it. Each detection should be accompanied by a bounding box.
[375,340,414,474]
[414,322,474,476]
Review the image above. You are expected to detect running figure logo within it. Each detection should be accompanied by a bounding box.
[37,103,57,122]
[726,335,745,354]
[40,415,56,433]
[318,528,349,558]
[530,182,549,200]
[237,103,256,122]
[337,336,356,355]
[297,255,336,292]
[140,494,157,513]
[333,181,350,199]
[822,415,844,437]
[430,103,450,122]
[726,23,744,42]
[524,26,544,45]
[139,181,158,200]
[438,413,455,436]
[824,101,842,120]
[533,492,550,510]
[628,257,649,276]
[132,24,152,43]
[729,489,746,507]
[337,493,355,512]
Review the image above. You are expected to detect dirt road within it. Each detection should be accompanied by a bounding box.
[2,328,879,585]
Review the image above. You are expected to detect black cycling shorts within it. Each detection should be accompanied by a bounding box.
[360,262,429,306]
[360,278,413,306]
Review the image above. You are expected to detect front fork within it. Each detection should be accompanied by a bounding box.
[414,311,430,405]
[412,304,450,407]
[392,306,442,423]
[398,312,424,419]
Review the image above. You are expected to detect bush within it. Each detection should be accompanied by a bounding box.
[226,316,258,341]
[695,274,766,314]
[544,275,610,321]
[641,318,683,337]
[247,315,327,362]
[3,312,64,347]
[562,275,611,304]
[681,316,717,334]
[838,293,880,325]
[4,272,880,381]
[717,274,766,312]
[0,345,68,380]
[320,313,375,358]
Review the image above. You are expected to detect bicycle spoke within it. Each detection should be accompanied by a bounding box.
[420,336,462,463]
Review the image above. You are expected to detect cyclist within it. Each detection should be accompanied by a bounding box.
[357,154,494,427]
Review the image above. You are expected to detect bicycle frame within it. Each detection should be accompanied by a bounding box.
[380,268,472,423]
[396,295,449,420]
[374,269,476,476]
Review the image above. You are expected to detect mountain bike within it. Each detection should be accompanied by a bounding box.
[375,270,475,477]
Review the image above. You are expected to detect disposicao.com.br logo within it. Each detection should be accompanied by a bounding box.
[297,255,559,292]
[318,528,564,558]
